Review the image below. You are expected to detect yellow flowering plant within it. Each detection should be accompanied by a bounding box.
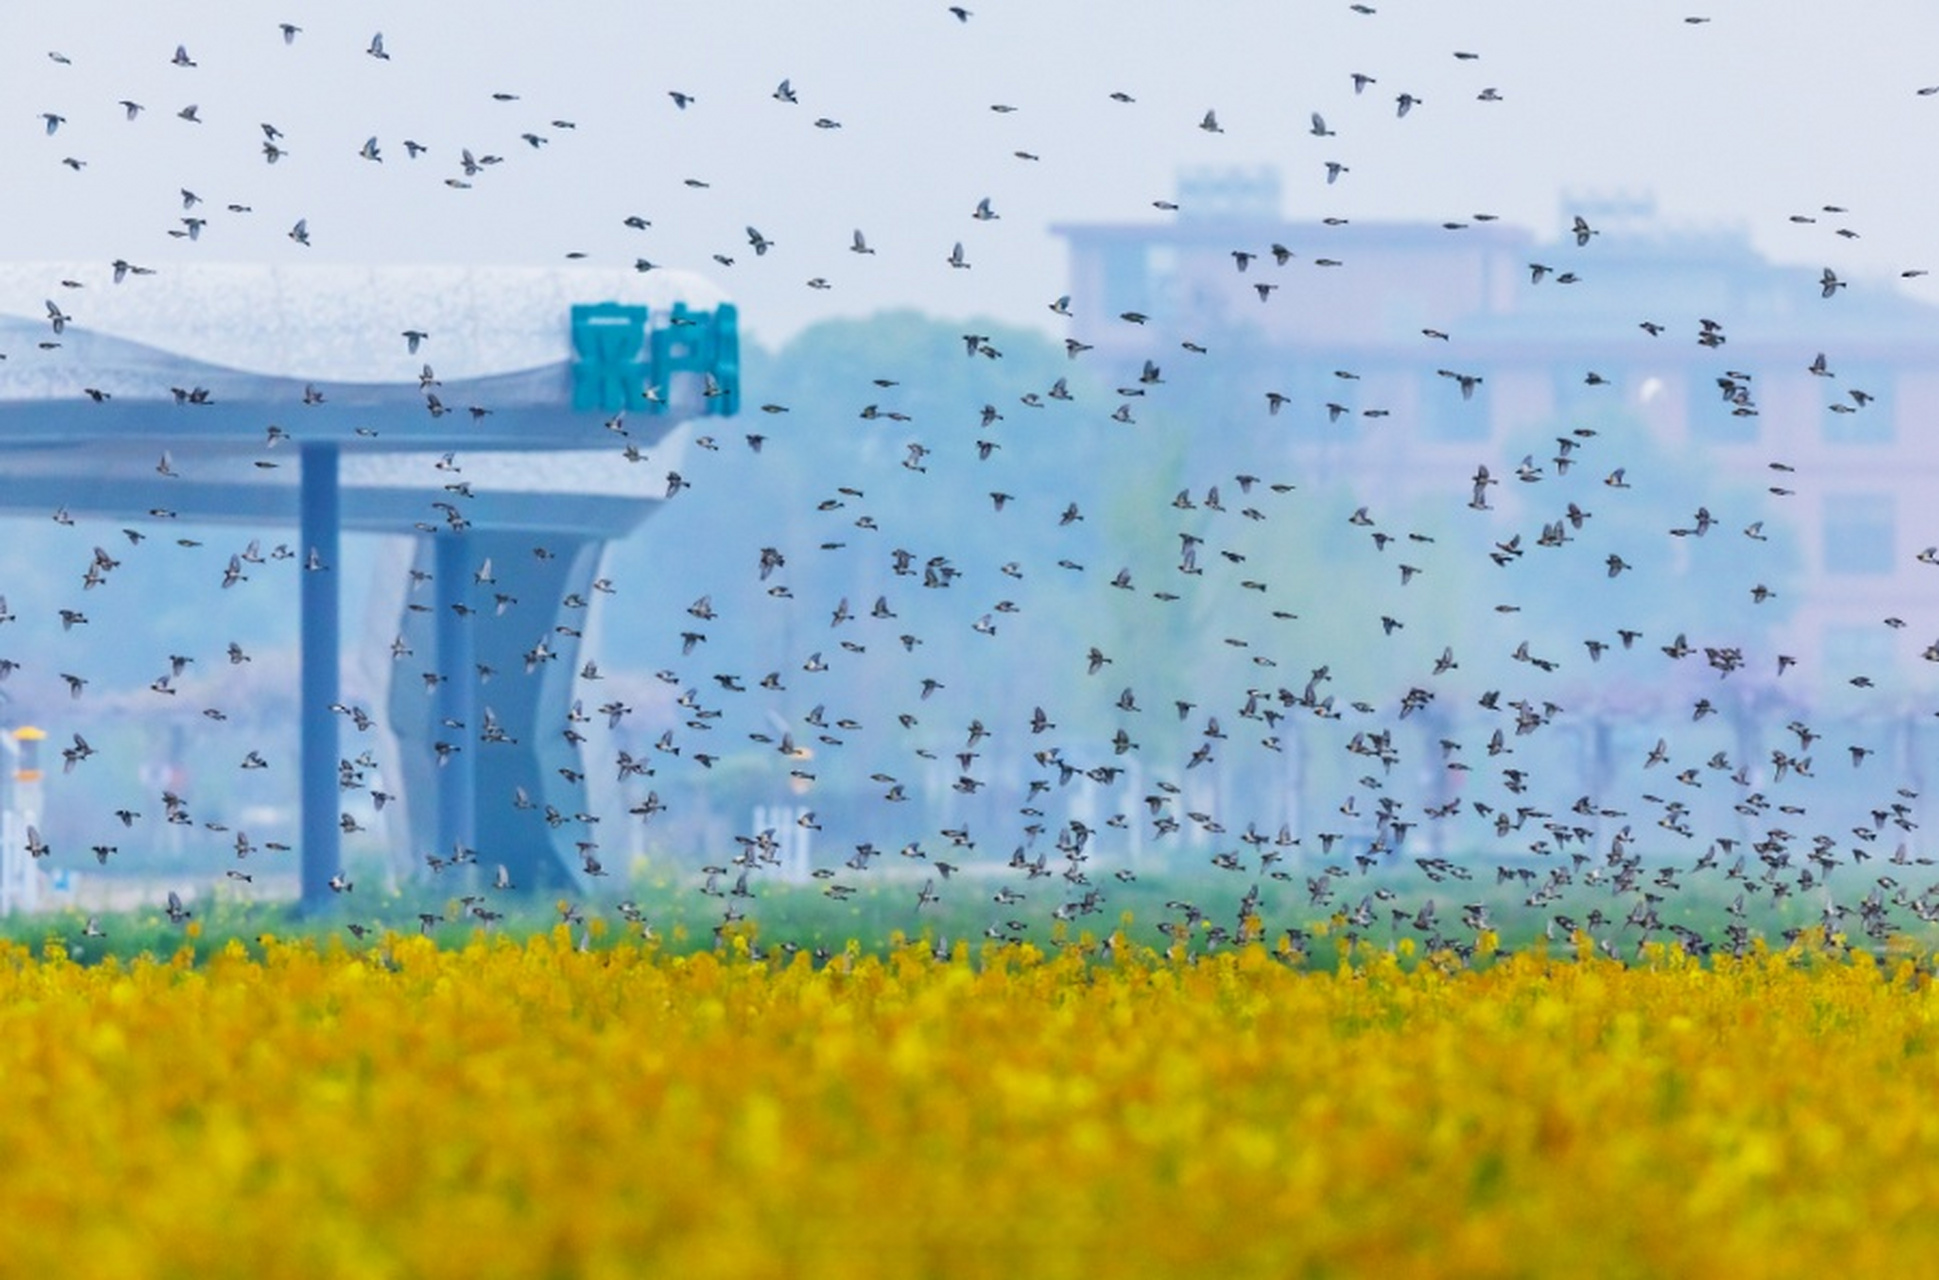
[0,928,1931,1277]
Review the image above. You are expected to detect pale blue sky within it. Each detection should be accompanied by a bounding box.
[4,1,1937,348]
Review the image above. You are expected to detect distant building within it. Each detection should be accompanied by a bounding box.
[1054,176,1939,697]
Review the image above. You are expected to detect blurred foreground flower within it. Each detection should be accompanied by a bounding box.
[0,931,1934,1277]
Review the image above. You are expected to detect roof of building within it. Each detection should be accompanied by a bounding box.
[1055,214,1939,354]
[0,261,728,384]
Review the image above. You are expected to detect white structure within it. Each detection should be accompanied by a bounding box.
[0,729,44,914]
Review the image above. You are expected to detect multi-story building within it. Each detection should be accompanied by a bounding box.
[1054,170,1939,703]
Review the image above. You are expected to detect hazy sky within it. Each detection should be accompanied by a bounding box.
[6,1,1939,350]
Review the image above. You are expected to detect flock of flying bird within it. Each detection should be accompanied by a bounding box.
[13,7,1939,961]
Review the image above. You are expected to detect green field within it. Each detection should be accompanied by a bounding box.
[8,856,1917,968]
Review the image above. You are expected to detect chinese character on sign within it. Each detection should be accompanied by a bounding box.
[571,302,741,416]
[570,303,650,413]
[652,302,741,417]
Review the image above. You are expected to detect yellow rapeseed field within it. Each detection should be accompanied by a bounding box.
[4,927,1939,1278]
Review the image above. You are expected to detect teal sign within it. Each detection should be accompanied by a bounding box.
[570,302,739,416]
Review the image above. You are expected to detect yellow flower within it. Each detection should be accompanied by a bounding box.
[0,932,1928,1276]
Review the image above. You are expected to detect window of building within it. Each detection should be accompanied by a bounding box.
[1261,363,1358,432]
[1146,245,1182,318]
[1822,492,1895,575]
[1099,244,1149,319]
[1821,368,1893,444]
[1417,370,1490,442]
[1822,623,1895,684]
[1687,374,1758,445]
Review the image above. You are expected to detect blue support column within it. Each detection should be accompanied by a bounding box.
[299,443,340,912]
[386,531,603,895]
[433,532,477,861]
